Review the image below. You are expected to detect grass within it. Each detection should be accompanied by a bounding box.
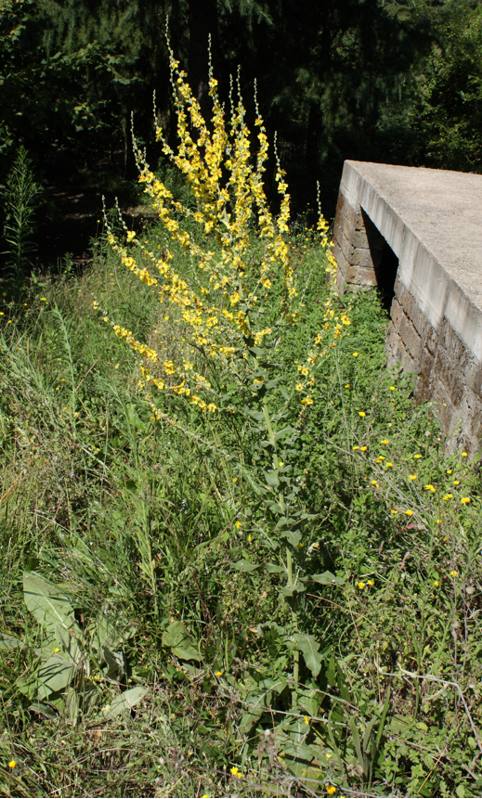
[0,228,480,799]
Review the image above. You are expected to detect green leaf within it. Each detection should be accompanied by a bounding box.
[232,558,258,573]
[289,633,322,678]
[311,571,344,586]
[36,647,79,699]
[264,469,280,489]
[23,572,77,636]
[101,686,148,719]
[162,621,202,662]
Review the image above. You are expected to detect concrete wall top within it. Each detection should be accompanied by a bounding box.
[340,160,482,360]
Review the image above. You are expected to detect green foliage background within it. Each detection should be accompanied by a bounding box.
[0,0,481,261]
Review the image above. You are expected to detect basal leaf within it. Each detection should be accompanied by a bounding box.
[162,621,202,662]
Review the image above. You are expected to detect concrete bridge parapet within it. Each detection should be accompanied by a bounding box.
[333,160,482,452]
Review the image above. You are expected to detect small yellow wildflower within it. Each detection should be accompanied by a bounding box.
[303,715,310,725]
[39,296,48,303]
[344,383,351,389]
[452,479,460,486]
[359,445,368,452]
[390,508,399,516]
[370,479,379,488]
[356,581,366,590]
[449,569,458,578]
[447,468,453,475]
[414,453,423,460]
[295,382,304,392]
[367,578,375,587]
[214,670,223,678]
[247,533,253,543]
[432,579,441,588]
[358,410,366,417]
[8,760,16,769]
[460,496,471,505]
[352,445,360,452]
[443,493,453,501]
[424,484,436,493]
[380,438,390,445]
[388,385,396,391]
[352,351,359,358]
[230,766,243,779]
[408,474,417,481]
[326,785,337,796]
[301,396,314,406]
[126,230,136,242]
[461,451,468,458]
[234,520,242,530]
[404,509,414,517]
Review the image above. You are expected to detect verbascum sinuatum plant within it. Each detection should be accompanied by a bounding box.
[99,38,347,416]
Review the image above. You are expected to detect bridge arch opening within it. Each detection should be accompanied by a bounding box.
[361,209,399,313]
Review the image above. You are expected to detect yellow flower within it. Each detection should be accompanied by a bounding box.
[424,484,436,493]
[295,382,304,392]
[449,569,458,578]
[234,520,242,530]
[8,760,16,769]
[301,396,314,406]
[356,581,366,590]
[230,766,243,779]
[358,410,366,418]
[460,496,471,505]
[366,578,375,587]
[352,445,360,452]
[404,509,414,517]
[388,385,396,391]
[414,453,423,460]
[352,351,359,358]
[214,670,223,678]
[408,474,417,481]
[432,579,441,588]
[452,479,460,486]
[344,383,351,389]
[443,493,453,501]
[461,451,468,458]
[126,230,136,242]
[446,468,453,475]
[380,438,390,445]
[374,455,385,463]
[370,479,379,488]
[359,445,368,452]
[303,715,310,725]
[326,786,337,796]
[247,533,253,543]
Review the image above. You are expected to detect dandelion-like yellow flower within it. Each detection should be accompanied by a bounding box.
[8,760,16,769]
[356,581,366,590]
[301,396,314,406]
[414,453,423,460]
[460,496,471,505]
[449,569,458,578]
[408,474,417,481]
[442,493,453,501]
[404,509,414,517]
[358,410,366,418]
[380,438,390,445]
[326,785,337,796]
[230,766,244,779]
[424,484,436,493]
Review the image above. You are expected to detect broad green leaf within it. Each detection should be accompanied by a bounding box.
[36,651,77,699]
[0,633,23,651]
[232,558,258,573]
[102,686,148,719]
[264,469,280,488]
[289,633,322,678]
[23,572,76,636]
[162,621,202,662]
[311,571,344,586]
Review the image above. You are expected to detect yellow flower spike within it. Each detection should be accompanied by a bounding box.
[460,496,471,505]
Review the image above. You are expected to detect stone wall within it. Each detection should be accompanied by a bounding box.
[333,160,482,453]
